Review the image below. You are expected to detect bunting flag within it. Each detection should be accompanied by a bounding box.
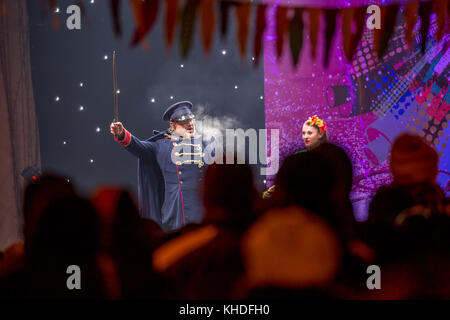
[404,2,418,49]
[418,1,433,54]
[129,0,159,47]
[200,0,216,55]
[323,9,338,67]
[289,8,304,67]
[220,1,238,40]
[164,0,179,50]
[253,4,267,68]
[235,2,251,59]
[342,8,354,61]
[180,0,200,58]
[276,6,289,59]
[40,0,446,69]
[348,7,365,62]
[1,0,5,16]
[307,8,321,60]
[48,0,60,30]
[376,4,399,59]
[433,0,447,42]
[110,0,121,36]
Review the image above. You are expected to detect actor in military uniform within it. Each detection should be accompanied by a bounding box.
[110,101,218,231]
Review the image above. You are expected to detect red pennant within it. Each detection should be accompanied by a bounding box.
[418,1,432,54]
[343,7,365,61]
[253,4,267,68]
[276,6,289,59]
[1,0,5,16]
[289,8,304,67]
[164,0,179,50]
[324,9,338,67]
[200,0,215,55]
[129,0,159,47]
[404,2,418,49]
[350,7,365,61]
[308,8,320,60]
[433,0,448,42]
[235,2,251,60]
[374,4,399,59]
[110,0,121,36]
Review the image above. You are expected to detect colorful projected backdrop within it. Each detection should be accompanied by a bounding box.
[264,6,449,220]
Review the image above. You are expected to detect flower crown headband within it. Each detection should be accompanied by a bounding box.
[306,115,327,133]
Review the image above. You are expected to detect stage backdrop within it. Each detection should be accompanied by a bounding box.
[263,4,449,220]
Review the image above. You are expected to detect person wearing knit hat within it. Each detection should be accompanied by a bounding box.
[390,133,439,185]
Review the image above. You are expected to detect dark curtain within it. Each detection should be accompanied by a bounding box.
[0,0,41,250]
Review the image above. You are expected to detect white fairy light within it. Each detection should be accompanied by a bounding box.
[116,89,120,94]
[79,82,84,87]
[260,96,264,100]
[234,85,238,89]
[55,96,60,102]
[170,96,174,100]
[180,64,184,68]
[151,98,155,103]
[55,7,60,13]
[222,50,227,55]
[103,55,108,60]
[90,159,94,163]
[96,127,101,132]
[79,105,84,111]
[63,141,67,145]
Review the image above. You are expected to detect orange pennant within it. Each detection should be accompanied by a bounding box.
[235,2,251,60]
[129,0,159,47]
[404,2,418,49]
[253,4,267,68]
[342,7,365,61]
[165,0,179,50]
[200,0,216,55]
[433,0,448,42]
[324,9,338,67]
[374,4,399,58]
[1,0,6,16]
[341,8,355,61]
[307,8,320,60]
[276,6,289,59]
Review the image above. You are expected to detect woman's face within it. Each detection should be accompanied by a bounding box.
[302,123,323,149]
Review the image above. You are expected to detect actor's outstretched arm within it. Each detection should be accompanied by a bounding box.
[110,122,158,160]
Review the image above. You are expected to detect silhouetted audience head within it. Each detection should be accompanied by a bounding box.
[390,133,439,185]
[23,174,76,240]
[202,162,257,229]
[271,152,337,229]
[241,206,341,298]
[25,195,107,298]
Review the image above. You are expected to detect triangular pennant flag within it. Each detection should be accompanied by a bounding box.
[165,0,178,50]
[235,2,251,59]
[276,6,289,59]
[180,0,200,58]
[375,4,399,59]
[220,1,238,41]
[253,4,267,68]
[48,0,60,29]
[307,8,321,60]
[1,0,5,16]
[404,2,418,49]
[200,0,216,55]
[418,1,432,54]
[349,7,365,61]
[129,0,159,47]
[342,8,355,61]
[110,0,122,36]
[289,8,304,67]
[433,0,447,42]
[324,9,338,68]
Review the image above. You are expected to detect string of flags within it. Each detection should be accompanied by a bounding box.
[24,0,450,67]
